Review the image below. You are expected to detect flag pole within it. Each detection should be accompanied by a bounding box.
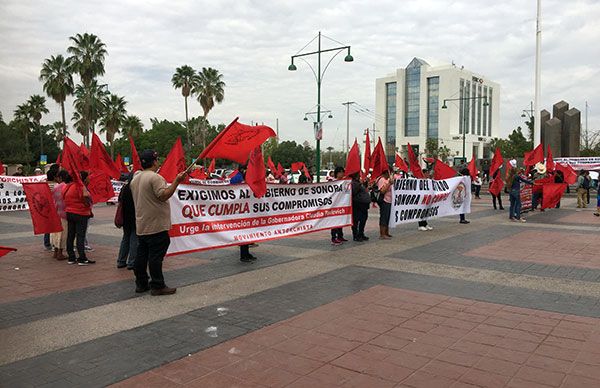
[533,0,542,147]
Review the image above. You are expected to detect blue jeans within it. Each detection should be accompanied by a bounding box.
[43,233,51,248]
[509,190,522,219]
[117,224,138,268]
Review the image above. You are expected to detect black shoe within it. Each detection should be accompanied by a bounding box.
[135,286,149,293]
[67,258,77,265]
[499,207,505,210]
[151,287,177,296]
[459,220,470,224]
[353,237,363,242]
[127,266,135,270]
[240,254,256,262]
[339,237,348,242]
[117,263,127,269]
[78,259,96,266]
[360,235,369,241]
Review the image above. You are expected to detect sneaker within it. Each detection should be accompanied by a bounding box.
[84,245,94,252]
[426,225,433,231]
[331,239,342,246]
[117,263,127,269]
[520,218,527,223]
[67,258,77,265]
[77,259,96,266]
[339,237,349,242]
[594,213,600,217]
[499,207,505,210]
[353,237,364,242]
[135,286,149,293]
[379,235,391,240]
[360,236,370,241]
[418,226,428,231]
[459,220,470,224]
[240,255,256,262]
[44,245,53,251]
[151,287,177,296]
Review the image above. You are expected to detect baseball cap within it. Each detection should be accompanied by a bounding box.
[140,150,158,165]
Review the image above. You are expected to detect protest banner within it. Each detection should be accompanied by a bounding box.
[389,176,472,226]
[167,180,352,256]
[520,184,532,213]
[107,180,124,203]
[0,175,47,212]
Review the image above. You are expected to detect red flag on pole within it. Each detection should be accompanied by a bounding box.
[246,147,267,198]
[114,153,128,173]
[467,157,477,181]
[302,164,311,179]
[159,137,187,183]
[555,163,577,185]
[433,159,457,180]
[79,143,90,170]
[22,183,63,235]
[542,183,567,209]
[407,143,424,178]
[189,167,208,180]
[90,133,120,179]
[370,137,388,180]
[291,162,305,172]
[489,147,503,177]
[276,163,284,177]
[87,171,115,203]
[129,137,142,172]
[0,246,17,258]
[199,117,276,163]
[228,169,239,179]
[345,140,361,176]
[363,131,372,174]
[489,173,505,196]
[62,138,85,185]
[394,153,408,173]
[55,152,62,166]
[208,159,216,174]
[504,160,512,180]
[523,143,544,166]
[546,145,555,172]
[267,156,277,176]
[0,161,4,175]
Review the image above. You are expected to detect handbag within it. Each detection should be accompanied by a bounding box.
[114,201,124,228]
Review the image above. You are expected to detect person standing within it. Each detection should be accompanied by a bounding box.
[506,161,533,222]
[458,168,471,224]
[577,170,588,208]
[490,169,504,210]
[116,174,138,270]
[377,169,393,239]
[330,167,347,245]
[473,173,482,199]
[351,172,371,241]
[50,169,69,260]
[63,171,95,265]
[130,150,186,295]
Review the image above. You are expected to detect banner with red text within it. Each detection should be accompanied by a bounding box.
[0,175,47,212]
[389,176,472,226]
[167,180,352,256]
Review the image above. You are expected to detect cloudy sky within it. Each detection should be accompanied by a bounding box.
[1,0,598,151]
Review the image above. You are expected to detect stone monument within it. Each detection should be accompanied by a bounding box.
[541,101,581,156]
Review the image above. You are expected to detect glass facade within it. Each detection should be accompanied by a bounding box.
[471,82,476,134]
[404,59,421,136]
[459,79,465,134]
[477,84,482,136]
[488,87,493,136]
[385,82,397,155]
[482,86,488,136]
[427,77,439,138]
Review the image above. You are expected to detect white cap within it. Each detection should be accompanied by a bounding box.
[509,159,517,168]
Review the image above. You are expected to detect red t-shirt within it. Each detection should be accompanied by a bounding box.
[62,183,92,216]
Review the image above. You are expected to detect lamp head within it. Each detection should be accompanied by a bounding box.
[441,103,448,109]
[328,114,333,119]
[483,100,490,107]
[521,113,526,117]
[344,53,354,62]
[303,116,308,121]
[288,63,297,71]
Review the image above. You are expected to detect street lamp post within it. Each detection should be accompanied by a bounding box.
[441,96,489,162]
[288,32,353,182]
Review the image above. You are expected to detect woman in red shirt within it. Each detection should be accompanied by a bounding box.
[62,171,95,265]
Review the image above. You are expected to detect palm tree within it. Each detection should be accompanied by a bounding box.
[67,33,107,87]
[26,95,49,156]
[52,121,68,143]
[99,93,127,158]
[171,65,197,148]
[39,54,74,139]
[121,115,143,139]
[14,104,32,156]
[192,67,225,148]
[72,80,109,145]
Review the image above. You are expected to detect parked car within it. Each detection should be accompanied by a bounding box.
[313,170,333,183]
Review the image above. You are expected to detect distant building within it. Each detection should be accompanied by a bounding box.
[376,58,500,165]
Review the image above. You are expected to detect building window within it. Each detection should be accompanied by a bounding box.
[471,82,476,134]
[459,79,465,134]
[427,77,439,138]
[385,82,397,154]
[488,87,493,136]
[482,86,488,136]
[404,60,421,136]
[477,84,482,136]
[465,80,471,134]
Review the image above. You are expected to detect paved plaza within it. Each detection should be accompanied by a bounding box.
[1,195,600,387]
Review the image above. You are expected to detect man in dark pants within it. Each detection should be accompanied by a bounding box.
[350,173,371,241]
[130,150,187,296]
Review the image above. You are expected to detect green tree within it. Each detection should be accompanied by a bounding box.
[51,121,68,143]
[13,104,32,156]
[270,140,314,168]
[39,54,74,138]
[26,95,49,156]
[0,116,30,164]
[171,65,197,148]
[121,115,144,139]
[192,67,225,148]
[99,93,127,157]
[72,80,109,144]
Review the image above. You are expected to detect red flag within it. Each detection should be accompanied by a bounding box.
[523,143,544,166]
[467,157,477,181]
[208,159,216,174]
[246,147,267,198]
[505,160,512,180]
[489,148,503,177]
[228,169,239,179]
[394,153,408,173]
[189,167,208,180]
[199,117,276,164]
[370,137,388,180]
[489,173,505,196]
[267,156,277,176]
[302,164,311,179]
[55,152,62,166]
[62,138,85,185]
[291,162,305,172]
[556,163,577,185]
[114,153,128,173]
[542,183,567,209]
[407,143,424,179]
[433,159,457,180]
[364,131,372,174]
[546,145,555,172]
[276,163,284,177]
[22,183,63,235]
[0,161,4,175]
[0,246,17,258]
[159,137,187,183]
[345,140,361,176]
[78,143,90,170]
[129,137,142,172]
[87,171,115,203]
[90,133,120,179]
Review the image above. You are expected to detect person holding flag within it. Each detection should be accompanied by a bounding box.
[63,171,95,265]
[506,160,533,222]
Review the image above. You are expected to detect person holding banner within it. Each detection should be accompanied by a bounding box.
[351,173,371,242]
[116,174,137,270]
[130,150,187,295]
[330,167,347,245]
[63,171,95,265]
[506,161,533,222]
[376,169,393,239]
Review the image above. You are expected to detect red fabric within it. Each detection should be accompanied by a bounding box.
[189,168,208,180]
[129,137,142,172]
[199,117,276,164]
[467,157,477,181]
[556,163,577,185]
[88,171,115,203]
[489,147,503,177]
[433,159,457,180]
[370,138,388,180]
[90,133,120,179]
[345,140,361,176]
[114,154,128,173]
[489,173,505,196]
[504,160,511,180]
[546,145,555,172]
[62,182,92,216]
[523,143,544,166]
[22,183,63,235]
[55,152,61,166]
[394,153,408,173]
[246,147,267,198]
[276,163,284,177]
[407,143,424,179]
[0,246,17,257]
[267,156,277,176]
[542,183,567,209]
[302,164,311,179]
[62,138,85,185]
[291,162,305,172]
[78,143,90,170]
[208,159,216,174]
[159,137,187,183]
[364,131,371,174]
[228,169,239,179]
[0,161,4,175]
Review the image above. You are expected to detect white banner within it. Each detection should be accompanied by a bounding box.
[0,175,47,212]
[167,180,352,256]
[107,180,124,203]
[554,157,600,171]
[389,176,472,226]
